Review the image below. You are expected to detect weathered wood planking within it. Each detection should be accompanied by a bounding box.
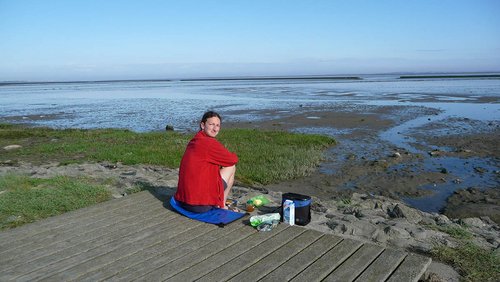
[0,191,431,281]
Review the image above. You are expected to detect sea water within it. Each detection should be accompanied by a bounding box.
[1,74,499,212]
[1,75,499,132]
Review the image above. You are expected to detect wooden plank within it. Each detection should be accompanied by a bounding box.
[159,225,292,282]
[0,204,172,270]
[227,228,324,282]
[0,191,152,247]
[354,248,407,282]
[1,212,175,281]
[386,253,432,282]
[1,212,185,281]
[290,238,363,282]
[260,233,342,282]
[0,199,167,265]
[195,225,304,282]
[41,216,207,281]
[323,243,384,282]
[107,220,257,281]
[0,208,170,270]
[0,191,158,254]
[76,221,247,281]
[0,190,432,282]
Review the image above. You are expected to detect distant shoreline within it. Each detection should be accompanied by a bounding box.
[400,74,500,79]
[0,76,362,86]
[3,73,500,86]
[178,76,362,81]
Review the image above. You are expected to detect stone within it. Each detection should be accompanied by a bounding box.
[392,152,402,158]
[327,219,378,239]
[474,166,487,174]
[420,216,436,226]
[388,204,423,224]
[384,226,411,239]
[6,215,22,223]
[165,125,174,131]
[326,219,339,230]
[357,200,376,210]
[410,228,429,240]
[3,144,22,150]
[373,231,388,243]
[461,217,485,228]
[480,216,495,225]
[325,213,336,219]
[366,215,386,225]
[343,207,364,218]
[311,202,327,213]
[0,159,17,166]
[387,237,411,248]
[435,214,451,225]
[342,214,358,222]
[422,262,461,282]
[411,242,433,253]
[428,150,442,157]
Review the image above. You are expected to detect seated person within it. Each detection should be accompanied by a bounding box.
[174,111,238,213]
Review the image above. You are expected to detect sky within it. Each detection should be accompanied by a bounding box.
[1,0,499,81]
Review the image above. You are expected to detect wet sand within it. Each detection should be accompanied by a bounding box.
[224,103,500,223]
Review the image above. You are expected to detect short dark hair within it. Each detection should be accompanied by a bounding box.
[201,111,222,123]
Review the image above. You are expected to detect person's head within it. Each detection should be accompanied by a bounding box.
[200,111,222,138]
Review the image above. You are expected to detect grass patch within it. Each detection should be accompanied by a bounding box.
[0,125,190,167]
[426,223,498,280]
[0,174,111,230]
[218,129,335,184]
[1,124,335,185]
[337,197,352,208]
[425,224,473,240]
[432,242,500,281]
[0,124,334,228]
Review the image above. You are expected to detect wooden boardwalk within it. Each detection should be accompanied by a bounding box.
[0,191,431,281]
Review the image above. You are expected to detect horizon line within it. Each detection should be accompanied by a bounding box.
[2,71,500,85]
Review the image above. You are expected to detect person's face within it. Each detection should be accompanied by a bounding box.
[201,116,221,138]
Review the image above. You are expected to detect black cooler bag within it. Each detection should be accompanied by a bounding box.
[281,192,311,226]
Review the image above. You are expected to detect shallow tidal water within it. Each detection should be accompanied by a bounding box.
[1,74,499,212]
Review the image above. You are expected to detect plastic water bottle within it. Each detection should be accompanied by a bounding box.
[283,200,295,225]
[250,213,281,227]
[256,220,279,232]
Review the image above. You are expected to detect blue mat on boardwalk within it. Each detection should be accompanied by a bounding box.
[170,197,245,226]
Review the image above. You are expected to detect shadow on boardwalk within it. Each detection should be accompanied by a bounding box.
[0,191,431,281]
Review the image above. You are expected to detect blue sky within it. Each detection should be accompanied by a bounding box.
[1,0,499,81]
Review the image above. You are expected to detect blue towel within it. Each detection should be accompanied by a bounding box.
[169,197,246,226]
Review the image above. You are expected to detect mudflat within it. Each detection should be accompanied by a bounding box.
[224,103,500,223]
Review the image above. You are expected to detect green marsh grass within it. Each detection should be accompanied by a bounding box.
[424,223,473,240]
[432,242,500,281]
[424,223,498,280]
[1,124,335,185]
[218,128,335,184]
[0,124,334,229]
[0,174,111,230]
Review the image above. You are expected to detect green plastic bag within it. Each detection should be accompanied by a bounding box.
[246,195,270,207]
